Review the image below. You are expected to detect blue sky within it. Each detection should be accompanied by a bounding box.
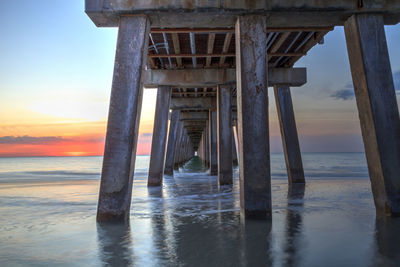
[0,0,400,154]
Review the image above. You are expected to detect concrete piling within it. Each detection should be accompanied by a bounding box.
[174,122,184,170]
[97,15,150,223]
[217,85,233,185]
[87,1,400,220]
[209,110,218,175]
[164,110,180,176]
[148,86,171,186]
[235,15,271,218]
[344,14,400,216]
[274,85,305,184]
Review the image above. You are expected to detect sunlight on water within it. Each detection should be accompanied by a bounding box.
[0,154,400,266]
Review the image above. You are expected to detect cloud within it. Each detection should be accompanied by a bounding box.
[330,87,355,100]
[0,135,68,144]
[140,133,152,138]
[331,71,400,101]
[138,132,152,145]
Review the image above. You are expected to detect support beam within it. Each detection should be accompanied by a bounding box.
[209,110,218,175]
[143,68,306,87]
[174,122,184,170]
[164,110,180,175]
[206,33,215,67]
[171,33,182,68]
[180,112,208,121]
[86,1,400,28]
[170,97,216,110]
[205,122,210,167]
[217,85,233,185]
[219,33,233,67]
[274,86,305,184]
[97,15,149,223]
[344,14,400,216]
[236,15,271,218]
[148,86,171,186]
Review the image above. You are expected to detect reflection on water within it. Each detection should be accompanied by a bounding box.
[97,223,134,266]
[2,154,400,266]
[283,184,305,266]
[374,217,400,266]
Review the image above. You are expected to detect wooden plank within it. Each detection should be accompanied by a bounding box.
[171,33,182,68]
[269,32,291,54]
[148,52,304,58]
[284,31,327,67]
[267,26,334,32]
[206,33,216,67]
[219,33,233,67]
[172,91,216,95]
[149,27,334,33]
[151,28,234,33]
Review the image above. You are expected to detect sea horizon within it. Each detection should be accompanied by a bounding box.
[0,151,366,159]
[1,153,400,266]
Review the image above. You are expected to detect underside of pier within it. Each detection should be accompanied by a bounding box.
[87,0,400,222]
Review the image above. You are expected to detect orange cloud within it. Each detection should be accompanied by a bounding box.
[0,134,152,157]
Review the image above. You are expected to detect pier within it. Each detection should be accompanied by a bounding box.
[85,1,400,222]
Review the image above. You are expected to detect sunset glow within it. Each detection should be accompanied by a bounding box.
[0,89,157,157]
[0,0,399,157]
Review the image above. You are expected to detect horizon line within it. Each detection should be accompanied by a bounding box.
[0,151,365,159]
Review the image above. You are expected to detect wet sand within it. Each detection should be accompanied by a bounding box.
[0,154,399,266]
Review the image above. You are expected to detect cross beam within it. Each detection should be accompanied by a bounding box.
[143,68,306,87]
[86,1,400,27]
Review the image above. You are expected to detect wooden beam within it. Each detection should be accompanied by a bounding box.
[149,27,334,34]
[267,26,334,32]
[172,91,216,95]
[269,32,291,54]
[219,33,233,67]
[171,33,182,68]
[148,52,303,58]
[189,32,197,67]
[149,53,234,58]
[206,33,216,67]
[148,34,158,69]
[151,28,234,33]
[284,31,328,67]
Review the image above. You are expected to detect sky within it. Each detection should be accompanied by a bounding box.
[0,1,399,157]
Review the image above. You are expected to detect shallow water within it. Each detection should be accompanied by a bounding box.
[0,153,400,266]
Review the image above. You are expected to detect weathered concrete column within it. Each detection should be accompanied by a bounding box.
[148,86,171,186]
[97,15,150,222]
[182,135,187,163]
[181,131,188,164]
[274,86,305,184]
[344,14,400,216]
[205,122,210,167]
[236,15,271,218]
[232,128,238,165]
[199,134,204,162]
[174,122,183,170]
[209,110,218,175]
[164,110,180,175]
[178,130,186,165]
[217,85,233,185]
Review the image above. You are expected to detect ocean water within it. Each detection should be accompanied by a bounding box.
[0,153,399,266]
